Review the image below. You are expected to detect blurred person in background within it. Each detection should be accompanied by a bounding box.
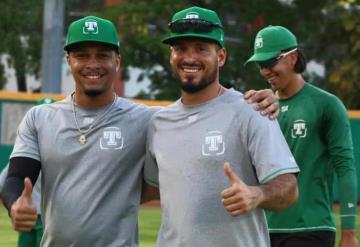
[245,25,358,247]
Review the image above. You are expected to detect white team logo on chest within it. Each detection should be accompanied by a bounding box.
[202,130,225,156]
[100,127,124,150]
[291,119,307,138]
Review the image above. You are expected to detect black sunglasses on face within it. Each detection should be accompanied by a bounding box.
[168,19,223,33]
[256,48,298,69]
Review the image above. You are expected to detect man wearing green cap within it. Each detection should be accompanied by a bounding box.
[0,15,159,246]
[1,15,278,246]
[245,25,358,247]
[144,7,300,246]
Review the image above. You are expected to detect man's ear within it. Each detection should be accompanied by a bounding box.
[66,53,70,64]
[65,53,72,71]
[218,48,227,67]
[116,54,121,72]
[289,52,298,67]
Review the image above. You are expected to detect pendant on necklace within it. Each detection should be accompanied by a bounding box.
[79,135,86,145]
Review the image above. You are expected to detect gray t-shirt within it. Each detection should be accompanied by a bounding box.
[11,95,158,247]
[145,89,299,247]
[0,164,41,214]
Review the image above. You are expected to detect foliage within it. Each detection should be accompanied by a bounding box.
[0,0,43,91]
[96,0,360,108]
[0,0,358,108]
[324,2,360,108]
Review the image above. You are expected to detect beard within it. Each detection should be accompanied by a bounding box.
[83,89,103,97]
[174,68,218,93]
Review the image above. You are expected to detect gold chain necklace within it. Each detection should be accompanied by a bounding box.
[71,92,117,144]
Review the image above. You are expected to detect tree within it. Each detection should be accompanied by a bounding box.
[0,0,43,91]
[96,0,359,109]
[322,2,360,108]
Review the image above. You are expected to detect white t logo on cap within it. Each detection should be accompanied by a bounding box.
[185,12,199,19]
[83,20,98,34]
[255,35,263,48]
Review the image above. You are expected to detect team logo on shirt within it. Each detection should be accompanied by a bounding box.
[291,120,307,138]
[100,127,124,150]
[202,131,225,156]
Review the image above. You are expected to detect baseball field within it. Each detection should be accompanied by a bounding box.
[0,205,359,246]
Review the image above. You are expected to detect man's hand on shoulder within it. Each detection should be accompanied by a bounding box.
[244,89,279,120]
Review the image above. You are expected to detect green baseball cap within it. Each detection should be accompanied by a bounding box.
[64,16,120,53]
[37,98,56,105]
[163,6,225,47]
[245,25,297,64]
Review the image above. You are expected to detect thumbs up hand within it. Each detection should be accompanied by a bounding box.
[10,178,37,232]
[221,162,263,216]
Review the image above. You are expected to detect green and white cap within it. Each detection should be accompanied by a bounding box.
[64,16,120,53]
[163,6,225,47]
[245,25,297,64]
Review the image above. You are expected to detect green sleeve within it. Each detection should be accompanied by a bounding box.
[324,95,357,229]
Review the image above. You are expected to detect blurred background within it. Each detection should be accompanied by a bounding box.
[0,0,359,107]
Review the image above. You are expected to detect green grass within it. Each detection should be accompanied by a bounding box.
[0,207,17,247]
[0,206,161,247]
[0,205,359,247]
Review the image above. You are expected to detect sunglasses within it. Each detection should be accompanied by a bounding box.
[168,19,223,33]
[256,48,298,69]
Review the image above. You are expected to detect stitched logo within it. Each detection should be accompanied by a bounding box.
[185,12,199,19]
[291,120,307,138]
[83,20,98,34]
[255,35,263,48]
[202,130,225,156]
[100,127,124,150]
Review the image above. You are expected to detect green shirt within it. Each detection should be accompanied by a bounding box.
[266,83,357,233]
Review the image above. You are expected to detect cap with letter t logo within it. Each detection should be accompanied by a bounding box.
[64,16,120,53]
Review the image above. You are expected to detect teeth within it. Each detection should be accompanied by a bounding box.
[183,68,200,73]
[86,75,101,79]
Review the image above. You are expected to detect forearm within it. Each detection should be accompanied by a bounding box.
[338,168,357,229]
[258,173,298,210]
[0,157,40,213]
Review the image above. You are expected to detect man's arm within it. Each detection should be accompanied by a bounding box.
[324,97,358,246]
[1,157,40,232]
[244,89,279,120]
[221,162,298,216]
[0,164,9,193]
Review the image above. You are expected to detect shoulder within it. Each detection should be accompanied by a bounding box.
[224,89,271,124]
[29,99,67,119]
[304,83,347,115]
[115,97,161,121]
[304,83,341,103]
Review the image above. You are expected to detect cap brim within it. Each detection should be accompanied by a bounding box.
[163,33,223,47]
[244,51,280,65]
